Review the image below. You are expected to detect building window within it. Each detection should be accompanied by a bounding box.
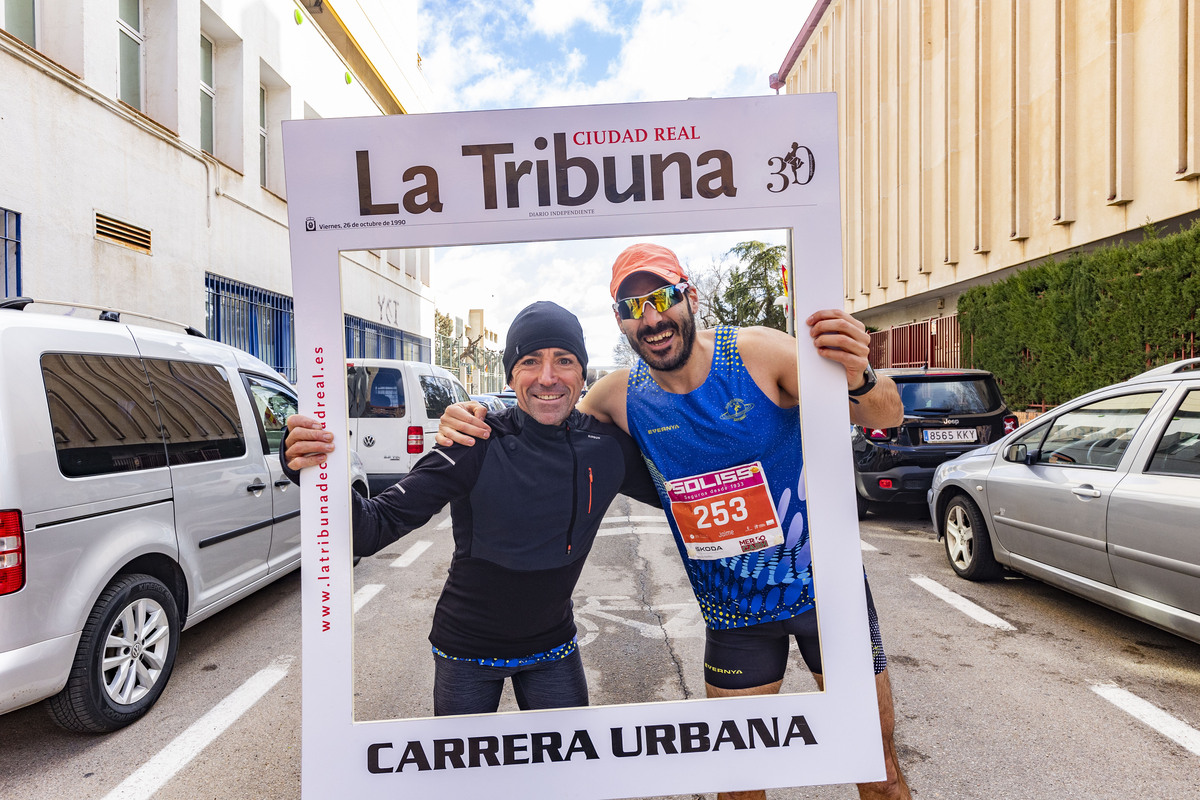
[344,314,431,363]
[258,86,268,187]
[1,207,19,298]
[205,273,296,382]
[2,0,35,46]
[117,0,143,110]
[200,34,215,155]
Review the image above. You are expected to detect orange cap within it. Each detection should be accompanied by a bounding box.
[609,243,689,299]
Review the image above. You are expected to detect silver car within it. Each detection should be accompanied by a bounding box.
[928,357,1200,643]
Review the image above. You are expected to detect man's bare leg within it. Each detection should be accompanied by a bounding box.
[812,670,911,800]
[705,679,782,800]
[706,671,910,800]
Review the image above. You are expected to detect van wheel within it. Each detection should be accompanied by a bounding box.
[942,496,1002,581]
[45,574,180,733]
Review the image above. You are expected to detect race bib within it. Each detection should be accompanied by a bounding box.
[664,461,784,560]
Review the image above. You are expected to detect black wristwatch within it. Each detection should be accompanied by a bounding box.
[848,363,878,398]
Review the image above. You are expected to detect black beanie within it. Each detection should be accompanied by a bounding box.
[503,301,588,383]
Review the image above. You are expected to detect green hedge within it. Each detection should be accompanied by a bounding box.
[958,222,1200,409]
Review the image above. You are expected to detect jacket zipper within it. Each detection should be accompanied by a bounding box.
[588,467,593,514]
[565,425,578,554]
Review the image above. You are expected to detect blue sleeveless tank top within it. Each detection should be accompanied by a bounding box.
[626,326,814,628]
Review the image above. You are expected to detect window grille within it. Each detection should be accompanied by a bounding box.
[344,314,431,363]
[95,212,151,252]
[205,273,296,382]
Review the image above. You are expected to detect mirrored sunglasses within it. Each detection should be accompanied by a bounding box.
[613,282,689,321]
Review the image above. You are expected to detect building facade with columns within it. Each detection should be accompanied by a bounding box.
[772,0,1200,353]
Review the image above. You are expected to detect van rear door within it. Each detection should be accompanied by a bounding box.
[416,371,471,453]
[347,362,412,492]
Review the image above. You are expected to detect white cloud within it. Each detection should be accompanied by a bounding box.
[418,0,816,111]
[414,1,812,362]
[525,0,615,37]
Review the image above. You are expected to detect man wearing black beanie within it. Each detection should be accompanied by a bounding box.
[502,301,588,426]
[282,301,658,717]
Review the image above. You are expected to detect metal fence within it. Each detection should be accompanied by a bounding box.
[868,313,961,369]
[435,333,505,394]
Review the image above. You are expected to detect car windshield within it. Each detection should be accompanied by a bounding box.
[896,377,1001,415]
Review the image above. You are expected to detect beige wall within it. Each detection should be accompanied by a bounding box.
[782,0,1200,329]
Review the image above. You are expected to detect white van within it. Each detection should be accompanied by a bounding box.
[0,299,367,732]
[345,358,471,495]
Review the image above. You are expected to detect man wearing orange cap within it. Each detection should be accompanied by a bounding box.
[441,243,909,800]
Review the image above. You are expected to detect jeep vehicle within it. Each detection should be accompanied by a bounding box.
[851,367,1017,517]
[0,298,364,732]
[346,358,470,495]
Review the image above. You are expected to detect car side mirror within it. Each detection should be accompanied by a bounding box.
[1003,443,1029,464]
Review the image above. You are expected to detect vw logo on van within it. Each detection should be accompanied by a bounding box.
[362,435,376,447]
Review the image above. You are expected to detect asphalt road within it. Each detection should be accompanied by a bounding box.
[2,500,1198,800]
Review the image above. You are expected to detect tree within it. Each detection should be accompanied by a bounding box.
[709,241,788,331]
[434,309,455,339]
[612,332,638,367]
[434,309,457,368]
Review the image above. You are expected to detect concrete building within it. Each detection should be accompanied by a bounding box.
[0,0,434,381]
[771,0,1200,363]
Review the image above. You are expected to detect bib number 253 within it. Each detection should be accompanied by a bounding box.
[693,497,749,528]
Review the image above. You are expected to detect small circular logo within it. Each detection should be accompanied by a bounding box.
[719,398,754,422]
[362,435,375,447]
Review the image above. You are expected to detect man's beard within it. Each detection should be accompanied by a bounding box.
[629,305,696,372]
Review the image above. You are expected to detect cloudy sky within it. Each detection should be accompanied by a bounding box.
[414,0,818,366]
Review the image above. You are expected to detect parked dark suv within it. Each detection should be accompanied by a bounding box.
[852,368,1017,517]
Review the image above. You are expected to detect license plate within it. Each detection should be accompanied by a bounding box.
[923,428,977,444]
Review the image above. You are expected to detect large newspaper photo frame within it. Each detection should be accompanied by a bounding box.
[282,94,885,798]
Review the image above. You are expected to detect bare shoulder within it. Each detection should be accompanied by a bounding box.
[578,368,631,432]
[735,326,799,408]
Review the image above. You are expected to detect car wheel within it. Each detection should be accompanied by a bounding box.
[855,491,870,520]
[942,495,1002,581]
[45,574,180,733]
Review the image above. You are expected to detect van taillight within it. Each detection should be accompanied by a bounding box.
[1003,415,1019,434]
[0,510,24,596]
[863,427,893,440]
[407,426,424,454]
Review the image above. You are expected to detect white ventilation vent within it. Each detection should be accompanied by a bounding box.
[95,212,151,253]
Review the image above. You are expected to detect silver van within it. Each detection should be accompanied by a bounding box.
[0,299,364,732]
[345,358,470,495]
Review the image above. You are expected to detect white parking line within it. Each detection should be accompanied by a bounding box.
[100,657,292,800]
[391,540,433,567]
[602,515,667,525]
[910,574,1016,630]
[596,526,673,537]
[353,583,384,613]
[436,517,452,529]
[860,539,879,552]
[1091,684,1200,757]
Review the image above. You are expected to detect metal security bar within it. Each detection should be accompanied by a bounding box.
[435,333,504,393]
[344,314,431,363]
[2,208,19,298]
[868,314,962,369]
[205,273,297,382]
